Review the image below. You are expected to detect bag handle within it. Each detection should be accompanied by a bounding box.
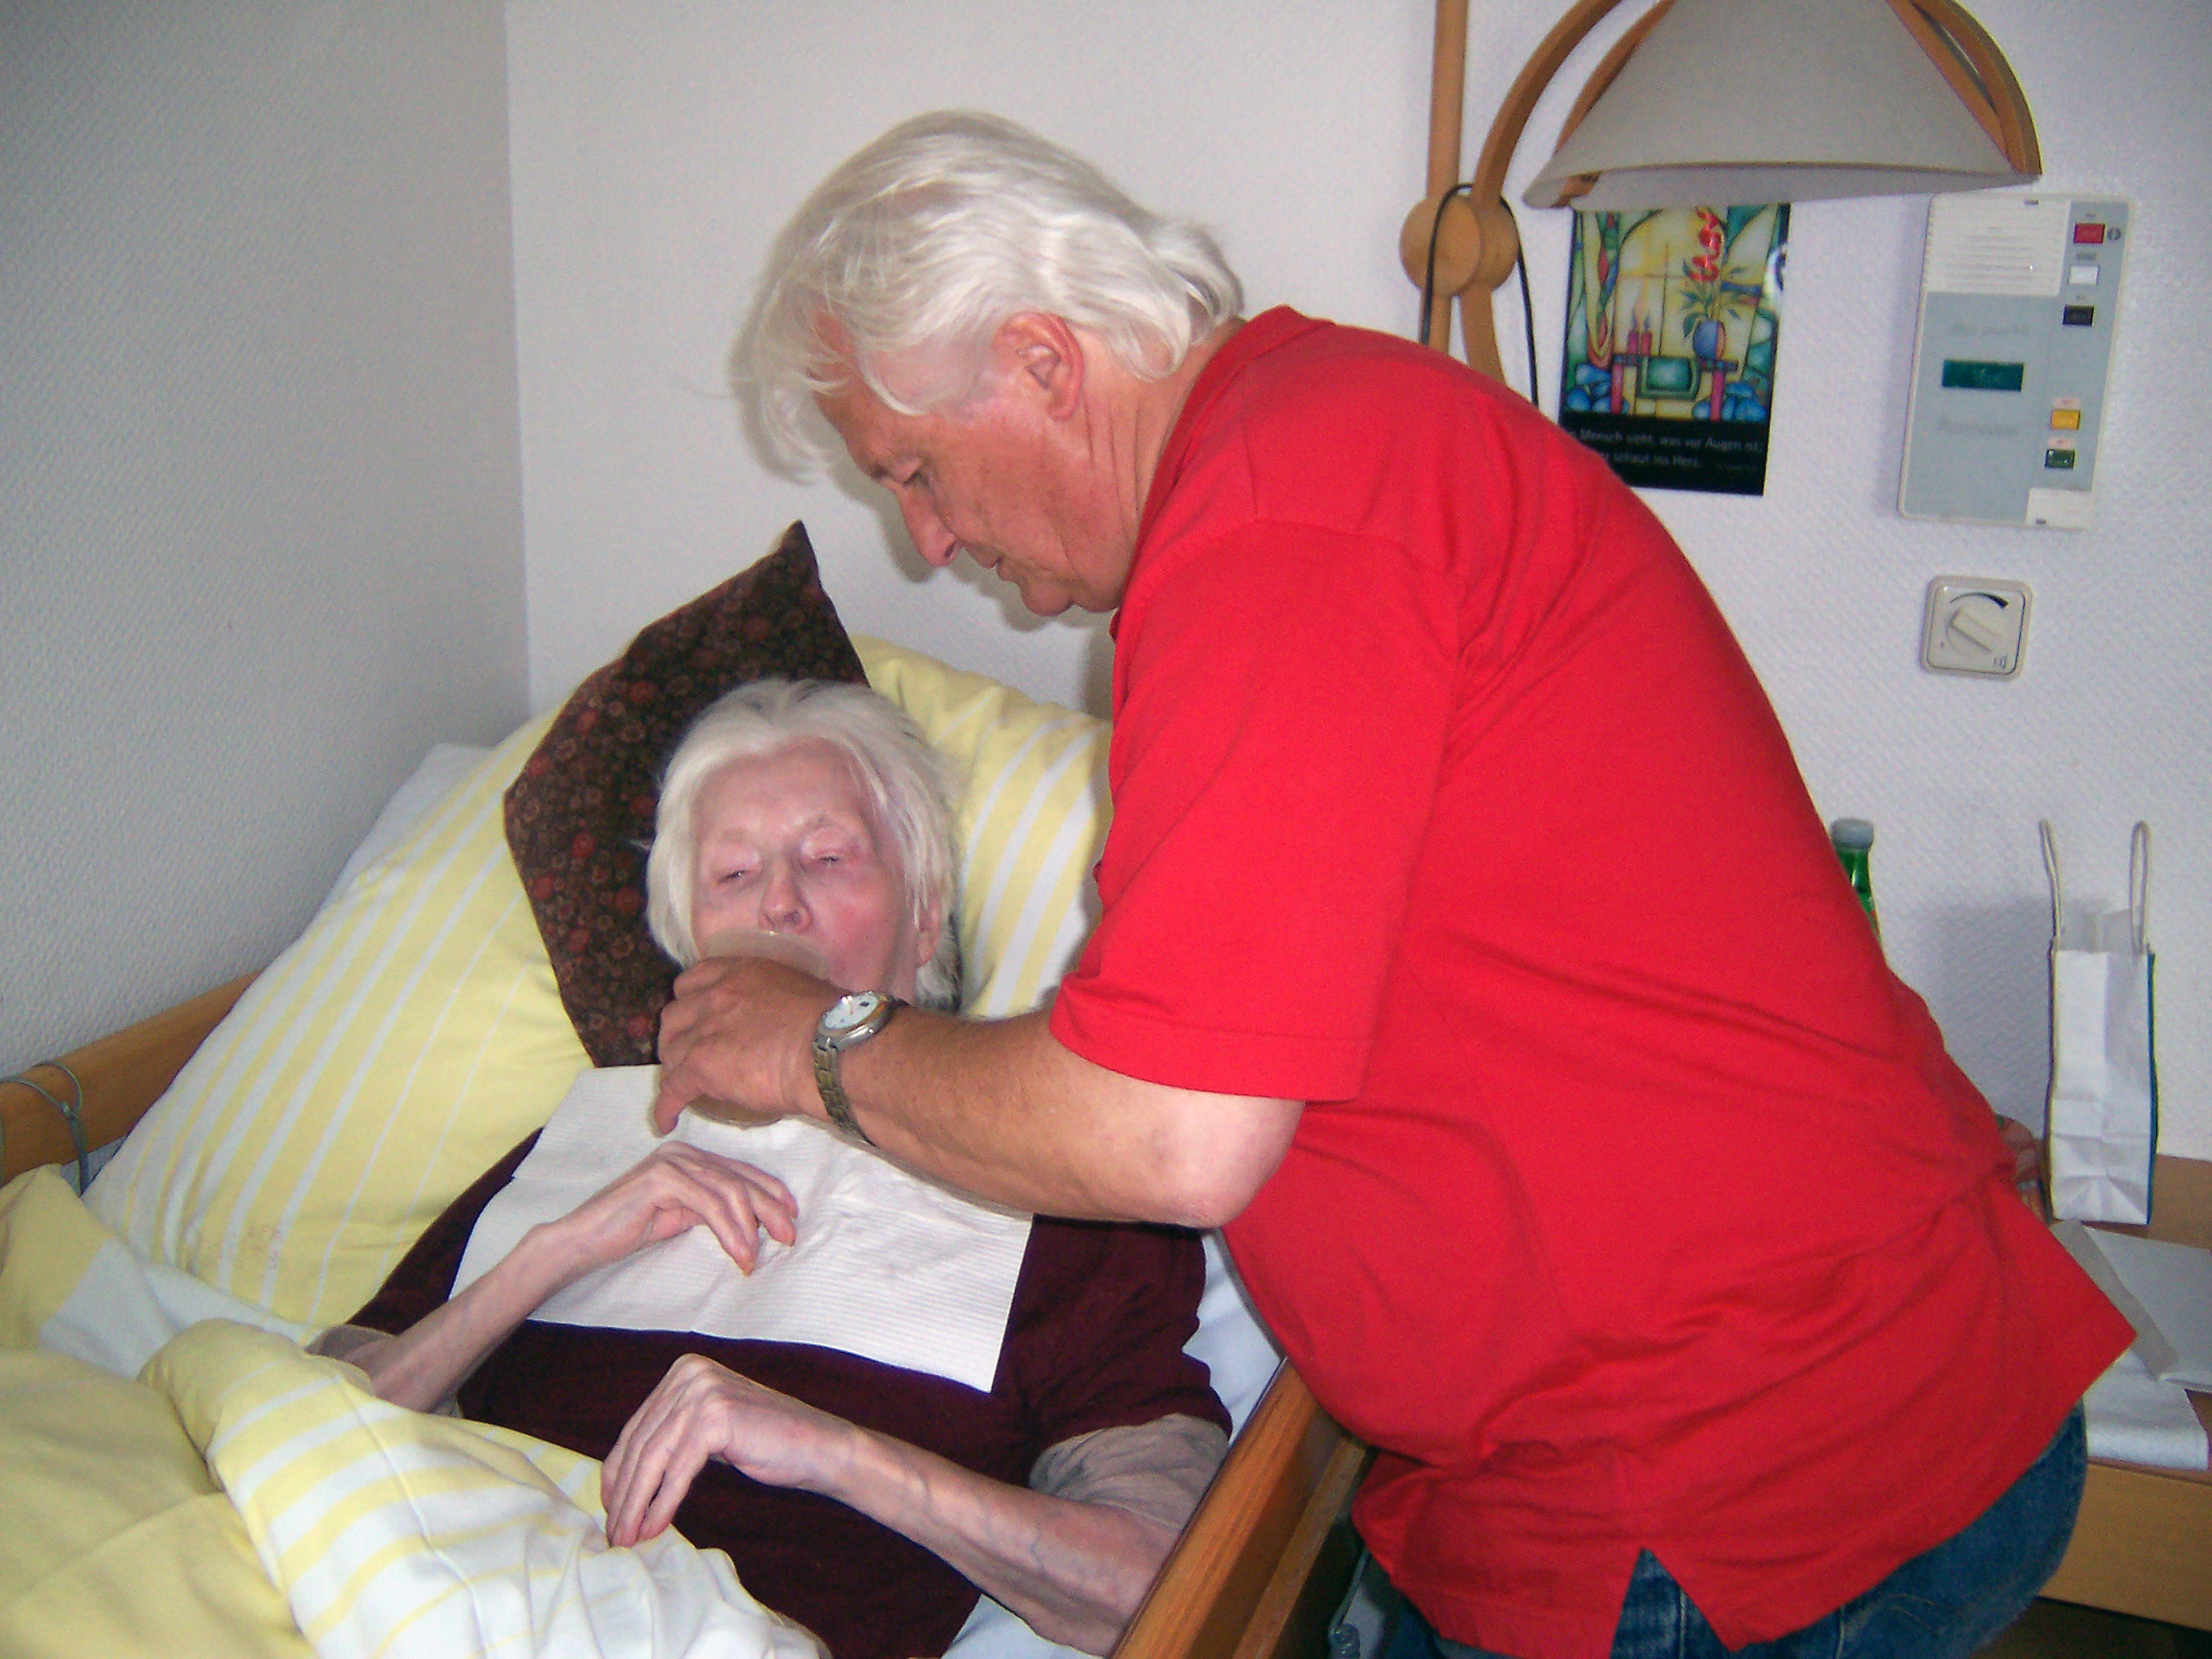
[2038,819,2062,941]
[2129,821,2151,953]
[2041,821,2153,952]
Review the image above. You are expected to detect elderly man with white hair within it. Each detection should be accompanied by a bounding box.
[652,113,2130,1659]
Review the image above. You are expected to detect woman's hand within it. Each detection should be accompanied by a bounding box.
[598,1353,1197,1655]
[539,1142,799,1285]
[600,1354,855,1546]
[330,1145,798,1415]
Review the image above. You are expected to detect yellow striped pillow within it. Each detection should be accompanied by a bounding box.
[856,636,1112,1019]
[86,715,589,1326]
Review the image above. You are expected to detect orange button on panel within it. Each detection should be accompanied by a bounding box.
[2050,408,2082,431]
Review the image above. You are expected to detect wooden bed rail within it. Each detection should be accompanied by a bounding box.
[0,974,254,1184]
[1117,1363,1372,1659]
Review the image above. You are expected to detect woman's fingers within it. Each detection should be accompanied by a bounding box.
[568,1145,799,1274]
[635,1439,712,1544]
[602,1379,677,1544]
[600,1356,854,1549]
[603,1357,725,1546]
[656,1148,798,1264]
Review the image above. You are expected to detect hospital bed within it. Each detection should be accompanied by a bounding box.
[0,979,1371,1659]
[0,622,1373,1659]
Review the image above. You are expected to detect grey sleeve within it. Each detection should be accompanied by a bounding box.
[1027,1412,1231,1531]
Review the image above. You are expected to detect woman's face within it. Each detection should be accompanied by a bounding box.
[686,739,936,999]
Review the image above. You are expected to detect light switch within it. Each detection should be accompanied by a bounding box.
[1923,577,2031,678]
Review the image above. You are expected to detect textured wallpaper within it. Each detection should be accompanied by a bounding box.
[0,1,529,1070]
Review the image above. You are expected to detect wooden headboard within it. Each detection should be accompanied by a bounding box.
[2,974,255,1184]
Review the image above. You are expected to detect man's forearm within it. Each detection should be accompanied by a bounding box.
[836,1009,1298,1227]
[649,958,1302,1222]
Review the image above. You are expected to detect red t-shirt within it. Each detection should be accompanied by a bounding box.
[1048,308,2129,1659]
[351,1137,1226,1659]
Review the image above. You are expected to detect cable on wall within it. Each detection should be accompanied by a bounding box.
[1420,188,1543,414]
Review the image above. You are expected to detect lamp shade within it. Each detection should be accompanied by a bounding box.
[1525,0,2037,209]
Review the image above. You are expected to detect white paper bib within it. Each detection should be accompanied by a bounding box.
[454,1068,1033,1392]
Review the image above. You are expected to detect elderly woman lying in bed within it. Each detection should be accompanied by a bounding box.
[311,680,1229,1659]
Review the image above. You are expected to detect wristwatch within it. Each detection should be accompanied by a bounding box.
[810,990,903,1145]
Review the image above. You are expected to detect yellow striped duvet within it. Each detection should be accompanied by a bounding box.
[150,1321,823,1659]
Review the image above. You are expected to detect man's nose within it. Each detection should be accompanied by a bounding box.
[900,496,960,568]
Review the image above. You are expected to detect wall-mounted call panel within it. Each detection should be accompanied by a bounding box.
[1900,193,2129,529]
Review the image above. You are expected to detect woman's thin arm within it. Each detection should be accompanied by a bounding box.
[310,1144,798,1413]
[846,1430,1183,1654]
[602,1360,1218,1655]
[308,1234,578,1411]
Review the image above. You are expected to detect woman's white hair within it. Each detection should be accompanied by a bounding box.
[644,680,961,1011]
[735,109,1243,467]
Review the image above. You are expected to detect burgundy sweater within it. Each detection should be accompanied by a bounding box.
[351,1137,1227,1659]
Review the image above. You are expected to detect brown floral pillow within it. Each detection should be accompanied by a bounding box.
[504,522,868,1066]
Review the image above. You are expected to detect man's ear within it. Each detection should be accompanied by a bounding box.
[993,312,1086,420]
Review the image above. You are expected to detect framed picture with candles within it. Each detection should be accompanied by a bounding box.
[1558,204,1790,495]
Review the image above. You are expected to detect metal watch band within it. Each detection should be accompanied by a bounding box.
[810,997,902,1145]
[811,1045,872,1143]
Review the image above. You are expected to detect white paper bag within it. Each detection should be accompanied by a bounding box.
[2041,821,2157,1224]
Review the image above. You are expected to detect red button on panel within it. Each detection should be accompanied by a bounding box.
[2074,223,2107,244]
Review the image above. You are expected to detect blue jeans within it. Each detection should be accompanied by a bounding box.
[1395,1406,2086,1659]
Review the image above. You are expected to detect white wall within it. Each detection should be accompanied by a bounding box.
[515,0,2202,1159]
[0,1,528,1069]
[506,1,1433,721]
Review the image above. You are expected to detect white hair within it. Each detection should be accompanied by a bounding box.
[645,680,961,1011]
[735,109,1243,467]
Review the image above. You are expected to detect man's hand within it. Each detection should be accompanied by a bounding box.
[1996,1115,2046,1218]
[1995,1116,2041,1186]
[600,1354,855,1545]
[653,955,837,1135]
